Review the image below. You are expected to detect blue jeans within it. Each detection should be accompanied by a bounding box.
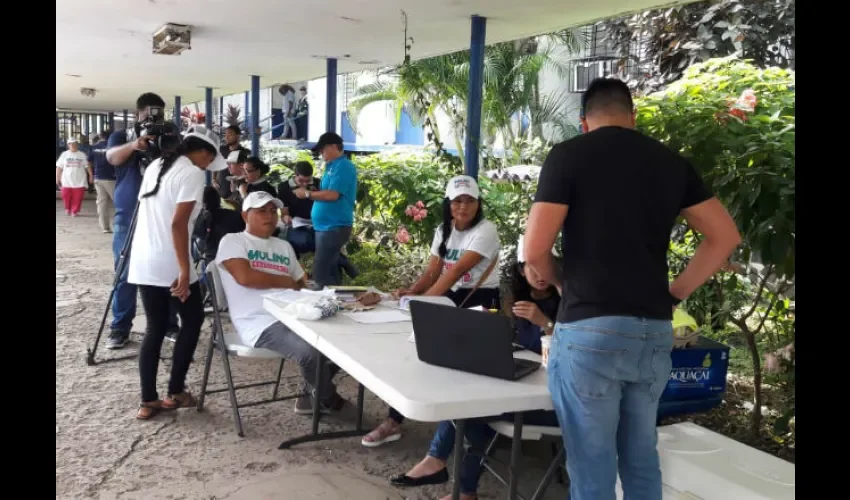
[548,316,673,500]
[312,226,351,288]
[111,219,179,333]
[111,224,137,333]
[286,226,316,258]
[427,410,558,495]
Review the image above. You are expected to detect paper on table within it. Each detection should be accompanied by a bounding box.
[398,295,456,310]
[342,309,411,324]
[264,288,335,305]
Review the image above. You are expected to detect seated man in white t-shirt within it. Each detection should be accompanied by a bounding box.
[216,191,344,414]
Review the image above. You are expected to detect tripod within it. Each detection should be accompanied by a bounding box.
[85,201,141,366]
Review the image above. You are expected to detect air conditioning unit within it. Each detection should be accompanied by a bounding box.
[152,23,192,55]
[569,59,615,93]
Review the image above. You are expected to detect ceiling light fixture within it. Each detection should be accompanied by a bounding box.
[152,23,192,55]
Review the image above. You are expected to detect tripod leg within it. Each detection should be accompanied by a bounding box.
[86,201,141,366]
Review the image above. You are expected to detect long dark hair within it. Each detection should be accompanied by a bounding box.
[511,261,560,303]
[437,198,485,259]
[141,137,216,198]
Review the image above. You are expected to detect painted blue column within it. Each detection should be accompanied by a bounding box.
[219,96,224,132]
[108,112,114,133]
[123,109,129,130]
[464,15,487,179]
[326,58,338,134]
[83,113,89,137]
[205,87,214,185]
[244,91,250,134]
[251,75,260,156]
[174,96,181,128]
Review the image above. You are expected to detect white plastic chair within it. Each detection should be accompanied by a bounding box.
[196,264,305,437]
[479,421,567,500]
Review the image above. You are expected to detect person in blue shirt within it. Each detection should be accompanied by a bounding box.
[90,132,116,233]
[104,92,179,349]
[293,132,357,288]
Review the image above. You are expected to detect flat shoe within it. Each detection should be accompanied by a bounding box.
[389,468,449,487]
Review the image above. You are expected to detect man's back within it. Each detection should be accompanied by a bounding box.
[535,126,711,323]
[91,140,115,180]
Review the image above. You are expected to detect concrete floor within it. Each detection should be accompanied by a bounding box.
[56,199,568,499]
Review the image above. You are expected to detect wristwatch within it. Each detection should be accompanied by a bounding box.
[545,321,554,334]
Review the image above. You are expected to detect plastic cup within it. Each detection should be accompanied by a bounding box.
[540,336,552,369]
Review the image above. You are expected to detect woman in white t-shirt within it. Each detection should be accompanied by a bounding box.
[362,174,501,447]
[127,125,230,420]
[55,137,93,216]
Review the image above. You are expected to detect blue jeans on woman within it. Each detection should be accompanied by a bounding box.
[427,410,558,495]
[548,316,673,500]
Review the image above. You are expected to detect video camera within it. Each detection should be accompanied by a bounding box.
[137,105,181,167]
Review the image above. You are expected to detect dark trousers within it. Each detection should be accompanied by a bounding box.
[312,226,352,288]
[138,282,204,402]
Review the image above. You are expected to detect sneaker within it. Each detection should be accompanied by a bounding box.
[165,326,180,343]
[65,210,71,216]
[294,392,346,415]
[106,330,129,350]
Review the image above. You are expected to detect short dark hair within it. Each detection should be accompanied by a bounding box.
[580,78,633,118]
[299,86,307,92]
[136,92,166,111]
[294,161,313,177]
[225,125,241,135]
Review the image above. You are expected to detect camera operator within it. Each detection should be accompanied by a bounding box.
[128,125,230,419]
[105,93,180,350]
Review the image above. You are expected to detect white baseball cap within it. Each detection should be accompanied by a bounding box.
[242,191,284,212]
[183,125,228,172]
[67,137,79,144]
[445,175,480,200]
[226,150,242,163]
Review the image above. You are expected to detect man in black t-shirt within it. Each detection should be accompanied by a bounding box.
[217,125,250,199]
[524,78,740,500]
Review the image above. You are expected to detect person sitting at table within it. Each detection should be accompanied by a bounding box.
[216,191,345,414]
[387,256,561,499]
[237,156,277,200]
[362,175,501,448]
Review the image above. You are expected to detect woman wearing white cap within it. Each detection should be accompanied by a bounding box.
[127,125,230,420]
[362,174,501,447]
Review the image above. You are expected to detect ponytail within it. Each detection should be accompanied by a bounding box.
[438,199,452,259]
[140,137,216,198]
[437,196,486,259]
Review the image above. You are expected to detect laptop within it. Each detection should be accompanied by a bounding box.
[409,301,541,381]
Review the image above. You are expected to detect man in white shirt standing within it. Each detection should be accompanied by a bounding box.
[56,137,93,216]
[216,191,344,414]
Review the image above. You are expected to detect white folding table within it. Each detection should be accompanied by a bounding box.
[263,297,553,500]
